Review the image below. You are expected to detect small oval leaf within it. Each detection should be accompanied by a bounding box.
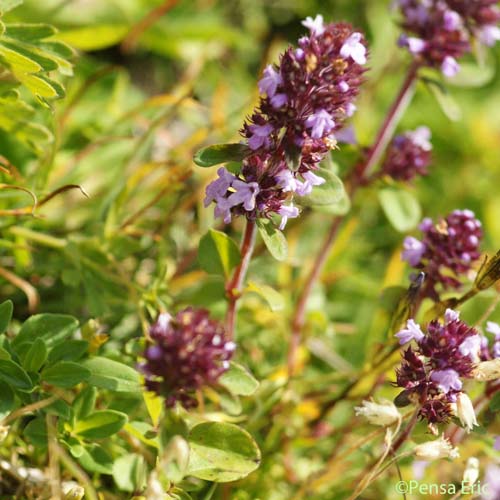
[74,410,128,439]
[194,143,251,168]
[256,219,288,262]
[378,188,421,233]
[41,361,90,388]
[187,422,261,482]
[198,229,241,277]
[219,362,259,396]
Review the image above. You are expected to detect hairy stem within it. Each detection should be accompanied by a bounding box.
[287,63,420,377]
[225,220,257,338]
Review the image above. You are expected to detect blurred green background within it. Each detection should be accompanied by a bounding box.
[1,1,499,498]
[2,0,499,355]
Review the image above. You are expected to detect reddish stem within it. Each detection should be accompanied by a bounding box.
[287,63,420,377]
[225,220,257,338]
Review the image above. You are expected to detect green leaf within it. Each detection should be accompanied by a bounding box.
[1,39,58,71]
[82,356,141,392]
[299,167,348,207]
[0,43,41,73]
[75,444,114,474]
[74,410,128,439]
[0,300,13,333]
[423,78,462,121]
[0,381,14,419]
[21,337,47,373]
[41,361,90,388]
[187,422,261,482]
[219,362,259,396]
[73,386,97,420]
[490,392,500,412]
[12,314,79,350]
[0,0,23,15]
[24,416,47,447]
[5,23,57,42]
[256,219,288,261]
[46,399,71,420]
[48,339,88,364]
[23,73,64,99]
[55,24,129,51]
[378,188,422,233]
[247,281,285,312]
[198,229,241,277]
[193,143,251,168]
[0,359,32,391]
[112,453,147,493]
[449,63,495,88]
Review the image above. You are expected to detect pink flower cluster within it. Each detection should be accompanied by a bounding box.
[396,0,500,76]
[205,15,367,229]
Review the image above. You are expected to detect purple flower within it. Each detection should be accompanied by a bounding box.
[408,126,432,151]
[335,126,357,145]
[248,123,274,150]
[486,321,500,339]
[483,464,500,500]
[495,436,500,451]
[403,210,483,300]
[276,169,299,192]
[459,335,481,358]
[402,236,426,266]
[430,369,462,393]
[383,126,432,181]
[258,65,282,97]
[227,179,260,211]
[302,14,325,35]
[305,109,336,139]
[441,55,460,77]
[406,36,427,53]
[278,204,300,230]
[396,319,425,344]
[443,10,461,30]
[204,167,235,207]
[270,93,288,108]
[338,81,350,92]
[340,32,367,64]
[296,170,325,196]
[214,198,232,224]
[214,18,367,229]
[477,24,500,46]
[445,308,460,323]
[140,308,234,409]
[396,313,480,426]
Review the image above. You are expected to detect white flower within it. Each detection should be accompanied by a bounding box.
[473,358,500,381]
[354,399,401,426]
[302,15,325,36]
[340,32,367,65]
[414,436,459,461]
[455,393,478,433]
[62,481,85,500]
[462,457,479,486]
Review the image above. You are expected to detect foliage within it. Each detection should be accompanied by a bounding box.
[0,0,499,499]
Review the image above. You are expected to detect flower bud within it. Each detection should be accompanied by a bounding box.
[472,358,500,381]
[354,399,401,426]
[455,393,478,433]
[162,435,190,483]
[414,436,459,461]
[462,457,479,487]
[145,471,167,500]
[62,481,85,500]
[474,250,500,291]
